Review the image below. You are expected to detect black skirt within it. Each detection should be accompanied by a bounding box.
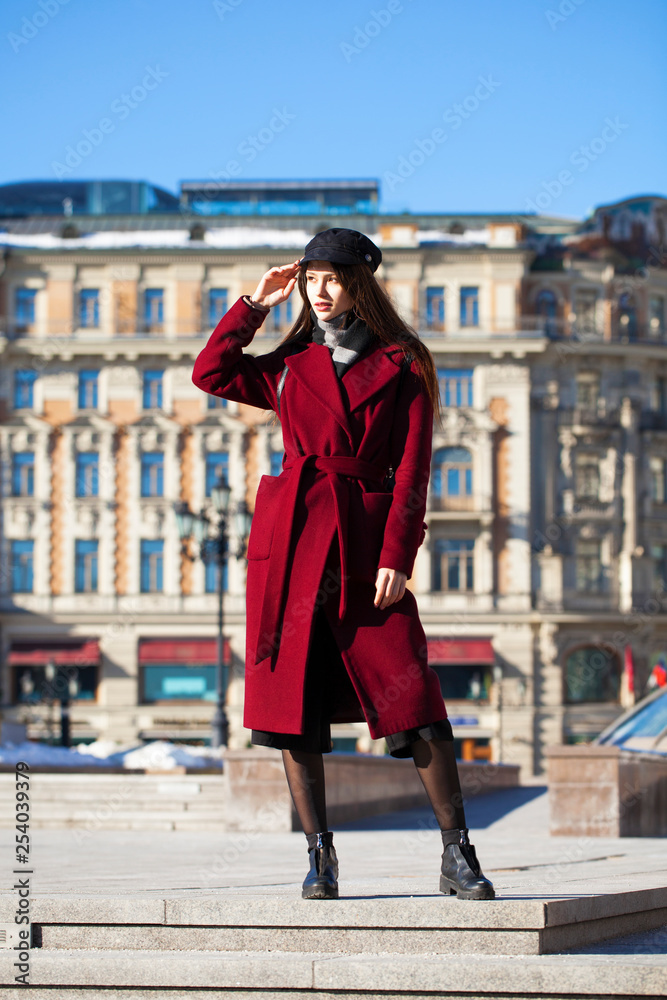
[251,603,453,759]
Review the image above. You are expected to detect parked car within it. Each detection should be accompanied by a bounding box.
[595,685,667,753]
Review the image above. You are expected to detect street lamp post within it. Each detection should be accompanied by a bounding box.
[175,479,251,749]
[22,661,79,747]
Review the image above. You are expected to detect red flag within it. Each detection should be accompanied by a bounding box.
[621,646,635,708]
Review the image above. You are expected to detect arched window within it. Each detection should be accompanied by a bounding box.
[432,447,472,510]
[564,646,620,704]
[617,292,638,341]
[536,289,558,338]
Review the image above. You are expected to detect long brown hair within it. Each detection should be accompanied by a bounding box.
[274,260,443,430]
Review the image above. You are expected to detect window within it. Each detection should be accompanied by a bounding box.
[433,538,474,592]
[651,457,667,504]
[75,539,98,593]
[431,663,492,702]
[575,372,599,410]
[459,287,479,327]
[270,298,293,332]
[75,453,99,498]
[432,447,472,509]
[141,664,218,703]
[437,368,473,407]
[651,544,667,591]
[12,453,34,497]
[574,453,600,501]
[11,540,34,593]
[573,290,598,337]
[142,370,163,409]
[78,369,99,409]
[649,296,665,338]
[653,377,667,416]
[208,288,228,327]
[618,292,637,341]
[426,287,445,330]
[143,289,164,331]
[575,539,604,593]
[141,453,164,498]
[207,394,228,409]
[270,450,284,476]
[204,543,229,594]
[16,663,98,703]
[140,539,163,593]
[565,646,620,703]
[79,289,99,328]
[535,289,557,337]
[15,288,36,330]
[205,451,229,496]
[14,370,37,409]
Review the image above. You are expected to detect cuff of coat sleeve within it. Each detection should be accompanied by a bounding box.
[242,294,270,313]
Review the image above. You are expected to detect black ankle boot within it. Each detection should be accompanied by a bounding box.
[302,831,339,900]
[440,828,495,900]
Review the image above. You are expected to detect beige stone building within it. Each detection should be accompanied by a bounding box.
[1,181,666,777]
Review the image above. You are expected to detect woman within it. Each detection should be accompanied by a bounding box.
[192,228,494,901]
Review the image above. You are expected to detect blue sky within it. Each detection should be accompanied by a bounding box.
[1,0,665,220]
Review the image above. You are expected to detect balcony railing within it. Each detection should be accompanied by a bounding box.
[4,312,667,345]
[0,319,296,341]
[428,494,491,514]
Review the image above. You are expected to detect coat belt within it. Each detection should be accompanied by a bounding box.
[255,454,386,666]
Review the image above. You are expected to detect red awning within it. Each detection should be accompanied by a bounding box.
[138,638,231,665]
[427,638,495,665]
[8,640,100,667]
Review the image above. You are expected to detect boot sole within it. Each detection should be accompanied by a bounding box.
[302,884,339,900]
[439,875,495,900]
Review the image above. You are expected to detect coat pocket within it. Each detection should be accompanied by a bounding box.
[347,489,394,582]
[247,475,284,560]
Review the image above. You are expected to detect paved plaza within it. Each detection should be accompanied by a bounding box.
[0,782,666,996]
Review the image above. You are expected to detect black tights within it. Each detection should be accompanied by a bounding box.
[282,737,466,836]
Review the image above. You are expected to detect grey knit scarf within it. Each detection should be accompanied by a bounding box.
[310,308,374,378]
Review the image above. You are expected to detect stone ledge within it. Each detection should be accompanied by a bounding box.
[546,745,667,837]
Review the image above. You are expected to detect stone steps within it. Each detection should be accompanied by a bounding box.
[3,946,667,997]
[20,889,667,957]
[0,774,228,830]
[1,879,666,994]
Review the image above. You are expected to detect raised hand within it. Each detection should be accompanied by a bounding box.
[250,260,301,309]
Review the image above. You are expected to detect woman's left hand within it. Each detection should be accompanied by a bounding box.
[374,568,407,609]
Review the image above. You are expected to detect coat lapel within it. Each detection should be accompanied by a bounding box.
[285,344,352,444]
[343,345,403,412]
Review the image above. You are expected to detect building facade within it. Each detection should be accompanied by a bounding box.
[1,185,666,776]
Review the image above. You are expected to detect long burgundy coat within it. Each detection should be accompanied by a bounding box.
[192,296,446,739]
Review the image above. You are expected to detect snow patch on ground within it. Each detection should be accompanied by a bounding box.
[0,738,224,769]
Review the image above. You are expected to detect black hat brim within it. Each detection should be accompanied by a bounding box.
[298,248,378,271]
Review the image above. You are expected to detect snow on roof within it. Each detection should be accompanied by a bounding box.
[0,226,490,250]
[416,228,490,246]
[0,227,313,250]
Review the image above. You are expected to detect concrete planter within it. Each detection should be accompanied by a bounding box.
[547,744,667,836]
[223,749,520,832]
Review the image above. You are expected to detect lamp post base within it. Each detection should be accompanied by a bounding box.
[211,706,229,749]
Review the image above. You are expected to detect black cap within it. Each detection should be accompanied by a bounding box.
[299,228,382,272]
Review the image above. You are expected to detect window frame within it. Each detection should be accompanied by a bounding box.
[78,369,100,410]
[140,539,164,593]
[11,540,34,593]
[74,539,99,593]
[75,452,100,498]
[11,452,35,497]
